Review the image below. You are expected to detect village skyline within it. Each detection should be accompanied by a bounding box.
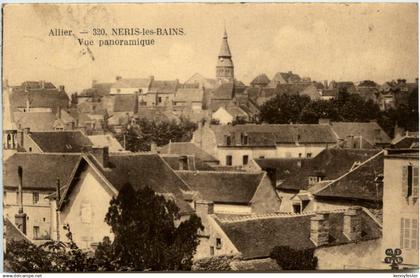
[3,3,418,93]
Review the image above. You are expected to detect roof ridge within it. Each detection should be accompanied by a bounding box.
[175,170,263,175]
[14,152,81,156]
[312,150,384,195]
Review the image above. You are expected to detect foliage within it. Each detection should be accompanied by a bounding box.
[5,225,95,272]
[232,116,248,125]
[270,246,318,270]
[210,118,220,125]
[191,255,237,271]
[116,117,197,152]
[96,184,204,271]
[259,94,311,124]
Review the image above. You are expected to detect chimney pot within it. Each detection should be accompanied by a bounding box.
[91,146,109,168]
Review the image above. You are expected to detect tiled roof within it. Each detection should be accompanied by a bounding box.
[113,95,137,112]
[111,78,151,89]
[13,112,57,131]
[210,124,337,147]
[28,131,92,153]
[174,88,204,103]
[331,121,391,145]
[4,153,81,190]
[176,170,265,204]
[160,142,219,162]
[278,148,382,191]
[311,151,384,201]
[215,210,381,259]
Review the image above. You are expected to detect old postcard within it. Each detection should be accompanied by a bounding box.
[2,3,419,273]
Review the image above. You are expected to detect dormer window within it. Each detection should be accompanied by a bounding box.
[308,176,322,185]
[225,135,231,146]
[240,133,248,145]
[216,238,222,249]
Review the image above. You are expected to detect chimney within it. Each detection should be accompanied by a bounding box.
[57,106,62,119]
[116,76,122,81]
[150,142,157,153]
[343,206,363,241]
[23,127,30,135]
[91,146,109,168]
[310,212,330,247]
[40,80,45,89]
[59,85,65,92]
[149,75,155,81]
[17,130,24,148]
[15,166,27,235]
[324,80,328,89]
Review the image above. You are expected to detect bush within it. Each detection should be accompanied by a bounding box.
[270,246,318,270]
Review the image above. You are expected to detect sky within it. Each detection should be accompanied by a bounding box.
[3,3,418,93]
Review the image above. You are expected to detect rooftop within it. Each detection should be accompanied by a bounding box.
[28,130,92,153]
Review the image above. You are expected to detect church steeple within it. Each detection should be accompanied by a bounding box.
[216,27,234,83]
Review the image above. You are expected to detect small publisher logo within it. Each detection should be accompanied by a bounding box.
[385,248,403,270]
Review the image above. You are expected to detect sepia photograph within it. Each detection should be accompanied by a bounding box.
[1,2,419,273]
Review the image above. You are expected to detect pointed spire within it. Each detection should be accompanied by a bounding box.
[219,27,232,57]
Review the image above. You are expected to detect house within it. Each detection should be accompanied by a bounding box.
[192,122,337,166]
[250,74,270,88]
[268,71,304,87]
[271,148,383,212]
[13,111,70,132]
[53,151,195,248]
[3,153,81,241]
[110,76,151,95]
[88,134,126,153]
[173,87,204,111]
[320,88,339,100]
[176,170,280,214]
[329,121,391,148]
[8,81,69,114]
[160,154,215,171]
[391,131,419,149]
[15,130,92,153]
[184,73,218,90]
[79,80,113,101]
[194,204,384,269]
[146,79,179,107]
[212,105,249,125]
[382,149,418,269]
[159,141,220,165]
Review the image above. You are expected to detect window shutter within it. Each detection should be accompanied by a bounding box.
[400,218,404,248]
[402,166,408,198]
[413,167,419,198]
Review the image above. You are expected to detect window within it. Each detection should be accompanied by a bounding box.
[226,155,232,166]
[210,246,215,256]
[29,147,32,152]
[298,153,302,158]
[33,226,40,239]
[179,156,188,170]
[259,155,265,159]
[32,192,39,204]
[226,136,232,146]
[400,218,418,250]
[80,202,92,224]
[308,176,318,185]
[243,155,249,165]
[403,165,419,201]
[241,133,248,145]
[293,203,301,213]
[413,167,419,200]
[158,97,162,103]
[216,238,222,249]
[307,153,312,158]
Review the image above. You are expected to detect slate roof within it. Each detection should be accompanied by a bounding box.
[84,153,193,215]
[10,86,69,110]
[28,131,92,153]
[311,151,384,201]
[391,135,419,149]
[176,171,265,204]
[174,88,204,103]
[160,155,215,171]
[4,153,81,190]
[225,105,249,119]
[80,82,113,97]
[13,112,57,131]
[88,134,125,152]
[113,95,137,112]
[331,121,391,145]
[212,83,234,100]
[278,148,382,191]
[149,80,179,93]
[111,78,151,89]
[215,210,382,259]
[210,124,337,147]
[160,142,219,162]
[270,72,301,86]
[250,74,270,87]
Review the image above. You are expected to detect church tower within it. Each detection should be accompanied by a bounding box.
[216,28,234,83]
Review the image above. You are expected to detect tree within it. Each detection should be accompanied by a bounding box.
[96,184,203,271]
[270,246,318,270]
[300,100,339,124]
[259,94,311,124]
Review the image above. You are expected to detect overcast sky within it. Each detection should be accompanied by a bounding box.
[3,3,418,92]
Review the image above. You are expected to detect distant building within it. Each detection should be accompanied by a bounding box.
[216,29,234,84]
[192,123,337,166]
[250,74,270,88]
[212,105,249,125]
[382,149,418,269]
[110,76,151,95]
